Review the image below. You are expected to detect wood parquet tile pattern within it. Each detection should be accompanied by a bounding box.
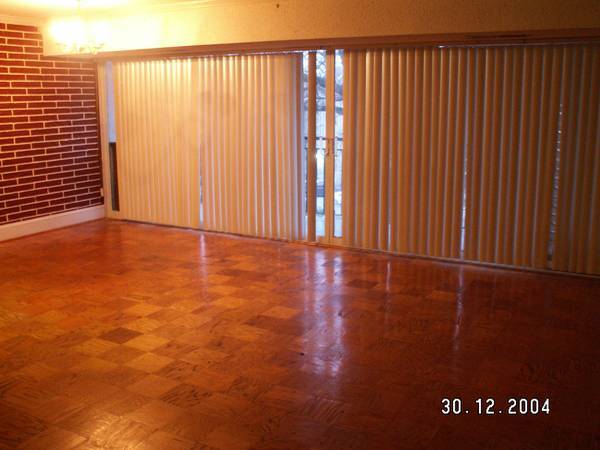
[0,220,599,449]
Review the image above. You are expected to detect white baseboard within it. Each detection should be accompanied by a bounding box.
[0,205,105,242]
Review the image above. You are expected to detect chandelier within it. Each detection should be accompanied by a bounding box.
[50,1,108,55]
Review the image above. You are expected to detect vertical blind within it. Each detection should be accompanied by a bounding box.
[109,53,304,240]
[113,58,201,228]
[343,48,465,258]
[198,53,305,240]
[552,45,599,274]
[342,43,599,274]
[103,43,597,275]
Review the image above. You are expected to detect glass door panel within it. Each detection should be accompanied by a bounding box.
[333,50,344,238]
[303,49,342,244]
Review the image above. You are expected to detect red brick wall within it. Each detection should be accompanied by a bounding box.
[0,22,103,225]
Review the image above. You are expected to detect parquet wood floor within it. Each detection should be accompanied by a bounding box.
[0,219,599,449]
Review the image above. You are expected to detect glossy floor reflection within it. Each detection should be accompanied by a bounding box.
[0,220,598,449]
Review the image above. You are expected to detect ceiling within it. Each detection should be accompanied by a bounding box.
[0,0,232,18]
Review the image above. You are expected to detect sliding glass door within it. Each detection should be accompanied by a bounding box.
[99,42,598,274]
[304,49,344,245]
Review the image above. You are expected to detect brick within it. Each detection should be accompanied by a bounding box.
[0,31,24,38]
[0,88,27,94]
[24,46,44,54]
[63,188,85,197]
[77,192,99,201]
[60,139,86,146]
[2,143,32,151]
[62,175,87,184]
[69,81,95,88]
[44,108,71,114]
[42,81,69,88]
[70,94,95,101]
[15,136,44,144]
[76,180,102,189]
[0,45,24,52]
[28,102,57,108]
[35,179,62,188]
[30,114,58,122]
[65,199,90,209]
[0,102,26,109]
[1,206,20,216]
[46,133,73,141]
[64,163,87,171]
[13,95,42,101]
[0,192,18,201]
[44,145,67,153]
[6,24,38,32]
[27,88,55,95]
[0,129,29,137]
[3,170,32,179]
[4,156,33,165]
[13,108,43,115]
[0,59,24,65]
[45,120,71,128]
[19,188,48,198]
[47,156,73,166]
[35,166,65,175]
[48,183,72,193]
[6,196,39,207]
[8,53,39,60]
[41,68,68,75]
[0,73,25,80]
[43,94,69,101]
[8,210,38,221]
[36,153,62,162]
[55,75,81,82]
[9,67,39,74]
[73,107,97,113]
[48,171,73,181]
[55,62,81,69]
[0,165,17,174]
[5,183,32,193]
[57,101,82,108]
[27,75,54,81]
[60,126,85,133]
[37,204,65,215]
[8,38,40,46]
[12,81,41,87]
[25,60,53,68]
[18,174,46,184]
[56,88,82,95]
[0,115,29,123]
[19,200,49,211]
[18,162,45,171]
[31,128,60,136]
[15,121,44,129]
[75,168,98,176]
[58,113,84,120]
[15,148,45,157]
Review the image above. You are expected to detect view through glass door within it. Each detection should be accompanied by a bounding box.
[303,49,343,244]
